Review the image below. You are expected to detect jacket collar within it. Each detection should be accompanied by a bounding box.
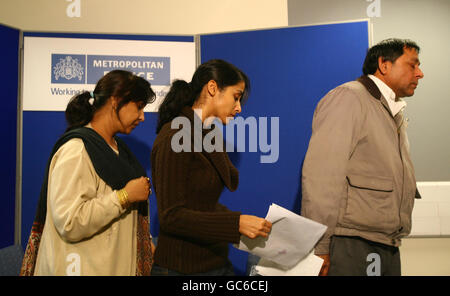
[357,75,394,117]
[179,107,239,191]
[357,75,382,100]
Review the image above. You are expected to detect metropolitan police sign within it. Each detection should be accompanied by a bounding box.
[88,55,170,85]
[23,36,195,111]
[51,54,170,85]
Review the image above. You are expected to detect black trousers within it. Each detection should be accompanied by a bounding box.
[328,235,401,276]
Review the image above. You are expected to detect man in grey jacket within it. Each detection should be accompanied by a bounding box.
[301,38,424,276]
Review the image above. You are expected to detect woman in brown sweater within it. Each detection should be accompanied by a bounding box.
[151,59,272,275]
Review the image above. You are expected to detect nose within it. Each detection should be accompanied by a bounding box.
[417,66,424,79]
[235,101,242,114]
[139,109,145,122]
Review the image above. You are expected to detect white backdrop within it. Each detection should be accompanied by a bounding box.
[23,36,196,112]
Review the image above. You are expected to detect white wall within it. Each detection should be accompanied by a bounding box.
[0,0,288,35]
[401,237,450,276]
[403,182,450,275]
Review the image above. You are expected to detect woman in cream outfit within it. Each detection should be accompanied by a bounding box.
[21,70,155,276]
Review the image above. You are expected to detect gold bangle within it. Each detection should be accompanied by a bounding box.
[117,189,130,209]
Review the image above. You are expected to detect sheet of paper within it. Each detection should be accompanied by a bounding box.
[236,203,327,269]
[254,251,324,276]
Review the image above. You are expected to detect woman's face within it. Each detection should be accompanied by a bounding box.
[213,81,245,124]
[117,101,146,134]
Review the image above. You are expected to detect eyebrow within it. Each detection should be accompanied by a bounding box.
[410,57,421,65]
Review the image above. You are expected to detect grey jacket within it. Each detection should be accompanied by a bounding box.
[301,76,417,255]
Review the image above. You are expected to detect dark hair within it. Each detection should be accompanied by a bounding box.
[65,70,156,131]
[362,38,420,75]
[156,59,250,133]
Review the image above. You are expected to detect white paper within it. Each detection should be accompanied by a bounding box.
[254,251,324,276]
[237,203,327,269]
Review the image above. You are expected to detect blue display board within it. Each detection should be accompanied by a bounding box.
[17,22,368,275]
[0,24,19,249]
[200,21,369,274]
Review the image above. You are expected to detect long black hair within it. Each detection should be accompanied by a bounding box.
[65,70,156,132]
[156,59,250,133]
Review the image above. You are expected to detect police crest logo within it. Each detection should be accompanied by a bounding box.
[54,56,84,81]
[51,54,86,84]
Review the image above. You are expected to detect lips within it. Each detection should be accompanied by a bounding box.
[131,123,138,130]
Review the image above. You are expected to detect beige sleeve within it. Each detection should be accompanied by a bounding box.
[47,138,126,242]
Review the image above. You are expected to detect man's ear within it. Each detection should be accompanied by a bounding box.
[377,56,391,75]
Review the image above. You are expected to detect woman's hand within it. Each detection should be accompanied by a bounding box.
[151,241,156,256]
[123,176,152,203]
[239,215,272,239]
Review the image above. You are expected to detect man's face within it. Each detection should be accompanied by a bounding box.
[384,47,424,98]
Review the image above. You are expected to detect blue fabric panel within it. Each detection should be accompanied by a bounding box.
[0,24,19,249]
[200,21,369,274]
[23,32,193,42]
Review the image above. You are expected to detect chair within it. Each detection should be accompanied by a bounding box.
[0,244,24,276]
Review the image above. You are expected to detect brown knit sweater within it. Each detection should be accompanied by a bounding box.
[151,107,241,274]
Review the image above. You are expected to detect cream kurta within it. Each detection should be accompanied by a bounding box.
[34,138,137,275]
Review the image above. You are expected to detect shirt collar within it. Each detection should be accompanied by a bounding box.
[368,74,406,116]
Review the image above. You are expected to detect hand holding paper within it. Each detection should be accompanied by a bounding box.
[239,215,272,239]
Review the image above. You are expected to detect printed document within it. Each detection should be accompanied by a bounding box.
[237,203,327,269]
[254,250,324,276]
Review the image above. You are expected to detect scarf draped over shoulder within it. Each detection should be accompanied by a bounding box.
[20,127,152,276]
